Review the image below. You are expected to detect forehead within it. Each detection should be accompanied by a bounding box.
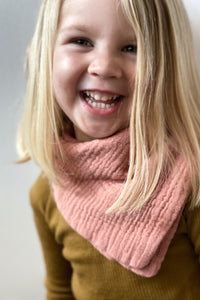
[60,0,121,14]
[59,0,135,38]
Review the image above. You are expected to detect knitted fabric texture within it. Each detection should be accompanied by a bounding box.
[52,129,191,277]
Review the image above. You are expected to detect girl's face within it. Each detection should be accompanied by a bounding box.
[53,0,137,141]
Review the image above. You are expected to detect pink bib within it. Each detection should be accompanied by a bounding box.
[52,129,191,277]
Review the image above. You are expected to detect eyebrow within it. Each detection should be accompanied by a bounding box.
[59,22,92,34]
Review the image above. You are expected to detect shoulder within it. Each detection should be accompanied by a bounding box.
[30,173,52,212]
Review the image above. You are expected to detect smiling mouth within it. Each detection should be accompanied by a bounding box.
[81,90,122,109]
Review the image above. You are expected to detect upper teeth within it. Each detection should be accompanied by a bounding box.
[84,91,119,101]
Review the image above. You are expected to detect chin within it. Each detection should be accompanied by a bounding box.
[74,126,125,142]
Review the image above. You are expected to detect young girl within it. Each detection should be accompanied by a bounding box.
[17,0,200,299]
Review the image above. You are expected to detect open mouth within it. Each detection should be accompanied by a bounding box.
[81,91,122,109]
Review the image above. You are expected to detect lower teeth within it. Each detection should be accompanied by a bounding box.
[86,97,116,109]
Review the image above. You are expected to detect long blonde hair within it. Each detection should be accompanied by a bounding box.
[17,0,200,212]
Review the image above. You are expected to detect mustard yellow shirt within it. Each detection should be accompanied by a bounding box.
[30,174,200,300]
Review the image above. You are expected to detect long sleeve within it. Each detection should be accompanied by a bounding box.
[30,174,75,300]
[29,175,200,300]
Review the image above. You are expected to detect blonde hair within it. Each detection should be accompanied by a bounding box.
[17,0,65,172]
[17,0,200,212]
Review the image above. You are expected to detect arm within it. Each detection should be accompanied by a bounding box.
[30,175,75,300]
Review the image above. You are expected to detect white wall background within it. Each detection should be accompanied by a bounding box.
[0,1,199,299]
[0,1,44,299]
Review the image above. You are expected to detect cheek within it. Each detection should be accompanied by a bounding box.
[129,62,137,82]
[128,67,137,96]
[52,56,75,107]
[53,54,69,90]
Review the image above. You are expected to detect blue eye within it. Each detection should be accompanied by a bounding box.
[72,38,92,47]
[123,45,137,54]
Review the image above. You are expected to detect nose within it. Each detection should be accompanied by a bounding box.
[88,51,122,79]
